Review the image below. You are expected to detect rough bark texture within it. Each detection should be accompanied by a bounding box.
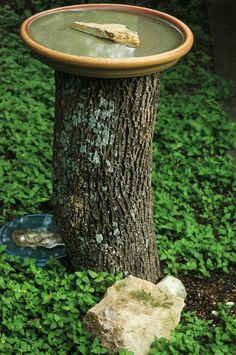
[53,71,161,283]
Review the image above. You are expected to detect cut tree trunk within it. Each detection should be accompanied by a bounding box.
[53,71,161,283]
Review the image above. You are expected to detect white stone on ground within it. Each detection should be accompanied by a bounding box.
[83,275,186,354]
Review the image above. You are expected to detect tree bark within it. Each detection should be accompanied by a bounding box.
[53,71,161,283]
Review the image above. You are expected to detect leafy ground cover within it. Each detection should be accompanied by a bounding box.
[0,0,235,353]
[0,249,235,354]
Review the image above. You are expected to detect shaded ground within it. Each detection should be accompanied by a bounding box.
[183,0,236,325]
[207,0,236,163]
[180,268,236,324]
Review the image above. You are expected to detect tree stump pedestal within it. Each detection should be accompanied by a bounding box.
[53,72,161,282]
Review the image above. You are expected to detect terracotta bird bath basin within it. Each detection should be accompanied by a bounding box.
[20,4,193,283]
[21,3,193,78]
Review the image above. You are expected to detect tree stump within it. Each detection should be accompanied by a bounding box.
[53,71,161,283]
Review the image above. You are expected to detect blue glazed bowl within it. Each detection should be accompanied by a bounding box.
[0,214,66,267]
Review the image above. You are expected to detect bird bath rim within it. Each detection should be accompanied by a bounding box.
[20,3,194,78]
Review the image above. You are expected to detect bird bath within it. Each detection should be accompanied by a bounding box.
[21,4,193,77]
[21,4,193,282]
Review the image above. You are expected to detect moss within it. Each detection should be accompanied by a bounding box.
[129,289,173,308]
[115,281,127,290]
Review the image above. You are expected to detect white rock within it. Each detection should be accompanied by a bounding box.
[83,275,186,354]
[157,276,187,300]
[225,302,234,307]
[71,22,140,48]
[211,310,219,316]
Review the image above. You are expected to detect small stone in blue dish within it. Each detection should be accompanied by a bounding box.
[0,214,66,267]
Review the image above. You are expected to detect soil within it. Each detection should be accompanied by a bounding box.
[179,266,236,325]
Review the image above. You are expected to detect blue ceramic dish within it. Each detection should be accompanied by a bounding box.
[0,214,66,267]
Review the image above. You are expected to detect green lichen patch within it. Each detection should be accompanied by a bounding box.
[129,289,173,308]
[114,281,127,290]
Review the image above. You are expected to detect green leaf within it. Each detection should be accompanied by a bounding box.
[88,270,98,279]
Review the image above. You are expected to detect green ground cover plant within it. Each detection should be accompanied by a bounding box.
[0,247,122,354]
[0,247,235,354]
[0,0,235,354]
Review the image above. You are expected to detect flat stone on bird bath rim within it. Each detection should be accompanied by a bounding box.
[70,22,141,48]
[20,4,193,77]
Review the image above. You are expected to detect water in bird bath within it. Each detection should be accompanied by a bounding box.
[29,9,184,59]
